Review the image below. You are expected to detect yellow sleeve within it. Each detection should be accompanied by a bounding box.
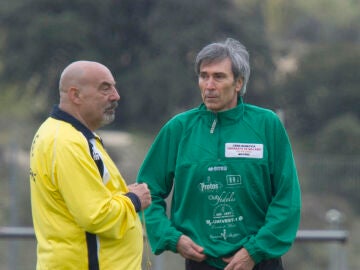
[53,137,138,239]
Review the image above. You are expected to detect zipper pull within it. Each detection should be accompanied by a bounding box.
[210,118,217,134]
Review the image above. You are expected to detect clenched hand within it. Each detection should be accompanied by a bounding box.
[223,248,255,270]
[176,235,207,262]
[128,183,151,210]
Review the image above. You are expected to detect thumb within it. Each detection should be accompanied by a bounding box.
[190,242,204,253]
[222,256,233,263]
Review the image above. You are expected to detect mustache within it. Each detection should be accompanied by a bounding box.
[105,101,118,110]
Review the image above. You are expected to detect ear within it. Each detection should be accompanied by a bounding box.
[235,78,243,93]
[68,87,82,105]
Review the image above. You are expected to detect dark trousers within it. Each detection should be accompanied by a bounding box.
[185,258,283,270]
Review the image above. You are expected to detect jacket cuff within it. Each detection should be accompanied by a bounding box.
[243,241,265,264]
[168,231,183,253]
[125,192,141,212]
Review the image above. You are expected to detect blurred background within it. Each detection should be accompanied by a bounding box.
[0,0,359,269]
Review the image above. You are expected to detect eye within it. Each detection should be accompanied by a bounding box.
[100,83,113,93]
[214,73,225,80]
[199,73,208,80]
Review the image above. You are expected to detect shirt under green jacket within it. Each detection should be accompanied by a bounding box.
[137,98,301,268]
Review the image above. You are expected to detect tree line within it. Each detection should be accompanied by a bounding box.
[0,0,359,155]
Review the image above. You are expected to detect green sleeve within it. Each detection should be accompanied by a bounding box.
[244,116,301,263]
[137,119,183,254]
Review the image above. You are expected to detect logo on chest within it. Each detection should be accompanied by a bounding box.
[225,143,263,158]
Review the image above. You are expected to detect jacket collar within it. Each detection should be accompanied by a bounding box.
[50,105,95,141]
[199,96,245,125]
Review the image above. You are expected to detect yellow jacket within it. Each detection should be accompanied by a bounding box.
[30,106,142,269]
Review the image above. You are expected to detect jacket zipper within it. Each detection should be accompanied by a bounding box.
[210,117,217,134]
[210,114,222,160]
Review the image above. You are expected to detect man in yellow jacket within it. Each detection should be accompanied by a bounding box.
[30,60,151,269]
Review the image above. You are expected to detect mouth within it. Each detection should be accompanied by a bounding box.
[105,109,115,115]
[205,96,218,101]
[104,102,118,114]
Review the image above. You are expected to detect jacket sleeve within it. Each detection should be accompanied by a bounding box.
[53,138,138,239]
[137,119,183,254]
[243,115,301,263]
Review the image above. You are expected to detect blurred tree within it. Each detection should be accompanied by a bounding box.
[315,114,360,155]
[264,0,360,45]
[277,44,360,139]
[0,0,274,131]
[117,0,275,129]
[0,0,153,120]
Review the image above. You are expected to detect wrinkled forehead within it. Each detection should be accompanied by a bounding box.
[199,57,233,72]
[78,65,115,89]
[200,54,229,67]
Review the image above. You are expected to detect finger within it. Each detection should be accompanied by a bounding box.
[177,235,205,260]
[137,182,147,188]
[142,182,148,188]
[222,256,233,263]
[190,243,204,254]
[191,252,207,262]
[188,243,206,261]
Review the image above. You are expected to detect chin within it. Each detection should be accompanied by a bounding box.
[102,114,115,126]
[206,105,219,111]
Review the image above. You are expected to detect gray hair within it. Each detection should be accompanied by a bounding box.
[195,38,250,96]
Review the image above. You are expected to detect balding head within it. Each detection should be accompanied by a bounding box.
[57,60,120,131]
[59,61,109,94]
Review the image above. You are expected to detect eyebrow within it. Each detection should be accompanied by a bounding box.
[200,71,227,76]
[98,81,116,88]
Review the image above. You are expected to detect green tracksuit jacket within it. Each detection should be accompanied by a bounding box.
[137,98,301,268]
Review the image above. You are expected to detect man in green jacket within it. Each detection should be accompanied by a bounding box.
[137,38,301,270]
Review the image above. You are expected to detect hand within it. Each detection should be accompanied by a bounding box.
[128,183,151,210]
[176,235,207,262]
[223,248,255,270]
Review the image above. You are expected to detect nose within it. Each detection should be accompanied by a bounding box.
[110,87,120,101]
[205,77,216,89]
